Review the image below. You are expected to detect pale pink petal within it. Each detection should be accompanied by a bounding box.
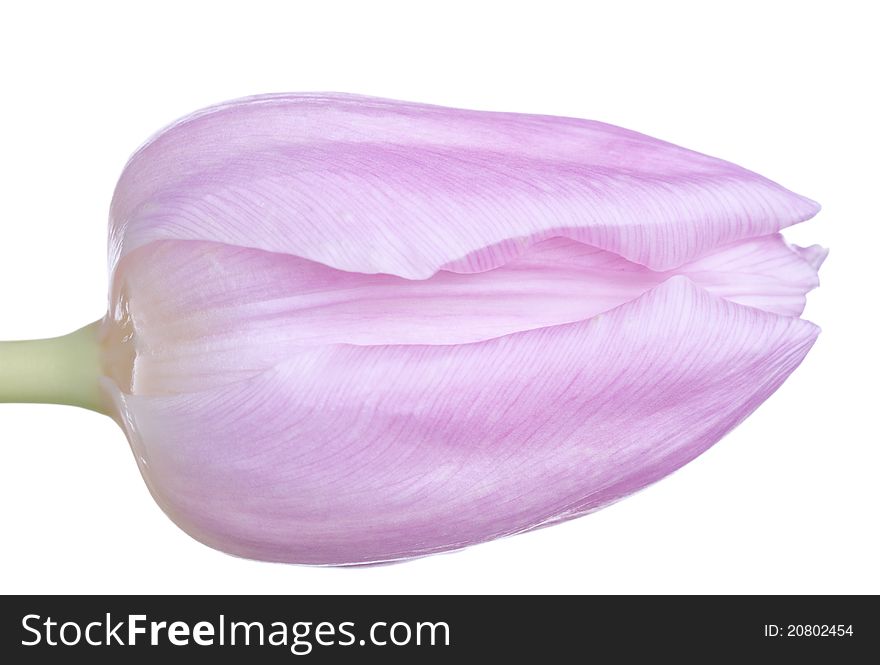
[678,234,824,315]
[114,234,822,395]
[109,93,818,279]
[791,243,829,271]
[107,277,819,565]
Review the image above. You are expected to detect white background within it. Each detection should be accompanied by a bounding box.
[1,1,876,594]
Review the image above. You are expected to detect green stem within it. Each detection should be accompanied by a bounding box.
[0,320,108,414]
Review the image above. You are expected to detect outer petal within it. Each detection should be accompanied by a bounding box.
[114,234,822,395]
[108,277,819,565]
[109,93,818,278]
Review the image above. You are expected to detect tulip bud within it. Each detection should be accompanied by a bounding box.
[0,94,825,564]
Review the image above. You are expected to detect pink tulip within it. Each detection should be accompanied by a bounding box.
[0,94,824,565]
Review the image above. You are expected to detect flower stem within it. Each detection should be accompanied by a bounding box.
[0,320,108,414]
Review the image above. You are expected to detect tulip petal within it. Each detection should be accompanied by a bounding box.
[110,93,818,279]
[678,234,824,316]
[792,243,829,271]
[115,233,822,395]
[108,277,818,565]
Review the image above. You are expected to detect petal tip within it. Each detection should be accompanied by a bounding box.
[793,244,829,272]
[799,195,822,218]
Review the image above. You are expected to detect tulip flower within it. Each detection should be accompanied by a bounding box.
[0,94,824,565]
